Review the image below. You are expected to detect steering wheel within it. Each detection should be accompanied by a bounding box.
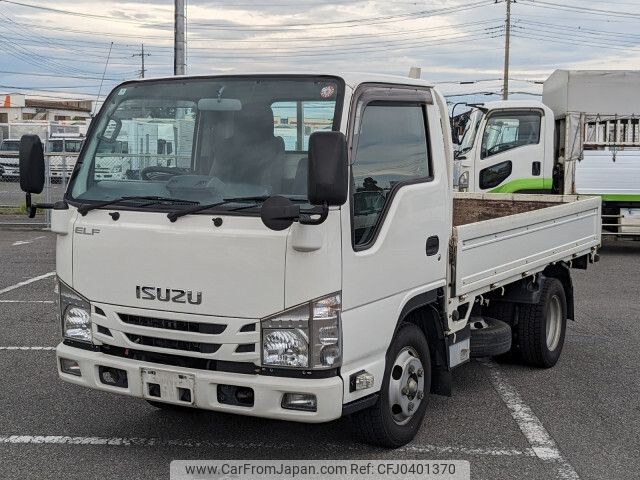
[140,166,188,181]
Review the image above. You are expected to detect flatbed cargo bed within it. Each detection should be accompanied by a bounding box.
[451,193,601,300]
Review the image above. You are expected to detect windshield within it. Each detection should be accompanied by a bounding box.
[69,76,343,211]
[48,140,64,153]
[65,139,83,153]
[458,109,483,153]
[1,140,20,152]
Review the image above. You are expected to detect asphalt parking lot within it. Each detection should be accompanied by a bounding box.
[0,229,638,480]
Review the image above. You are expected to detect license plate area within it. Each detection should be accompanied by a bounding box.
[141,368,195,405]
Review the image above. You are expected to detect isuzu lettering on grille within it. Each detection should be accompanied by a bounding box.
[135,286,202,305]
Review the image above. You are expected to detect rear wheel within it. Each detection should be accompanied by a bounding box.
[350,323,431,448]
[518,278,567,368]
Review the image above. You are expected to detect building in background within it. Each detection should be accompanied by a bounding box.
[0,93,92,123]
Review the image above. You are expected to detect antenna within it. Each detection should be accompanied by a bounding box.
[93,41,113,116]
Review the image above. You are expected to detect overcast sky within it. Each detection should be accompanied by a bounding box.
[0,0,639,104]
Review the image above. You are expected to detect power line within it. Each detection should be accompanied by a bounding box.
[0,0,152,24]
[519,0,640,20]
[0,69,126,81]
[516,18,640,40]
[514,25,640,49]
[2,15,502,45]
[511,31,640,52]
[180,31,504,59]
[188,1,493,30]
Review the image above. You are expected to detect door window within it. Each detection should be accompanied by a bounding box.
[352,103,430,247]
[481,111,541,158]
[479,160,513,189]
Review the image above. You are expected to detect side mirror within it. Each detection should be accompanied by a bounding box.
[307,131,348,207]
[19,135,55,218]
[260,196,300,231]
[19,134,45,194]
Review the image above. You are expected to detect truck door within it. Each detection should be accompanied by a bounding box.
[341,85,449,324]
[476,109,546,193]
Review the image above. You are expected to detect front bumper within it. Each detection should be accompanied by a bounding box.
[56,343,344,423]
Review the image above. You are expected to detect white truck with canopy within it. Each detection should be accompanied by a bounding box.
[17,73,600,447]
[453,69,640,237]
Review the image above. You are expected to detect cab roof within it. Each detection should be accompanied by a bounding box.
[122,72,435,90]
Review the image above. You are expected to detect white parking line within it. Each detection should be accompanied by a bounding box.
[0,272,55,296]
[0,347,56,351]
[483,360,580,480]
[12,236,46,246]
[0,300,53,303]
[0,434,534,457]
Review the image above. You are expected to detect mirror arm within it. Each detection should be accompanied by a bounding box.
[25,193,55,219]
[299,202,329,226]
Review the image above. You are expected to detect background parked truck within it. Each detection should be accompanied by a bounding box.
[453,69,640,237]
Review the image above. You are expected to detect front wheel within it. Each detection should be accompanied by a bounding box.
[350,323,431,448]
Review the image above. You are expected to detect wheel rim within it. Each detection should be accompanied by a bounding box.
[388,347,425,425]
[546,294,563,351]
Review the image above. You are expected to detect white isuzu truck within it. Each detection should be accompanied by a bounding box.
[453,69,640,237]
[18,73,600,447]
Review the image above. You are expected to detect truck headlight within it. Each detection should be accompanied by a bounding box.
[261,293,341,370]
[58,278,92,344]
[458,171,469,191]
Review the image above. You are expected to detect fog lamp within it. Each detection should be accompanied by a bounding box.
[281,393,317,412]
[98,366,128,388]
[59,358,81,377]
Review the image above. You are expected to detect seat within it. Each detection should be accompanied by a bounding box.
[210,103,286,194]
[291,157,308,196]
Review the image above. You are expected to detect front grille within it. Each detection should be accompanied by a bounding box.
[125,333,221,354]
[120,313,226,335]
[235,344,255,353]
[100,344,258,374]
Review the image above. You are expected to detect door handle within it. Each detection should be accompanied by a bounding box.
[426,236,439,256]
[532,161,541,176]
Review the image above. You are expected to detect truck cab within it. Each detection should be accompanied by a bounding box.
[454,70,640,237]
[454,100,555,194]
[17,73,600,448]
[0,138,21,179]
[47,135,84,181]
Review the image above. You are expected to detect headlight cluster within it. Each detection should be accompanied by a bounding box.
[262,293,342,370]
[56,277,92,344]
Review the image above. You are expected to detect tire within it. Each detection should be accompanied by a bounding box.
[469,316,512,358]
[350,323,431,448]
[517,278,567,368]
[485,302,521,362]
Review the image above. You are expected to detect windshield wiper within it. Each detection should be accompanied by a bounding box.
[77,196,199,216]
[167,195,307,222]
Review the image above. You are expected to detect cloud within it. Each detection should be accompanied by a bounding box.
[0,0,639,102]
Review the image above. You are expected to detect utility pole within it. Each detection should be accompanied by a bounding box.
[502,0,512,100]
[132,44,151,78]
[174,0,186,75]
